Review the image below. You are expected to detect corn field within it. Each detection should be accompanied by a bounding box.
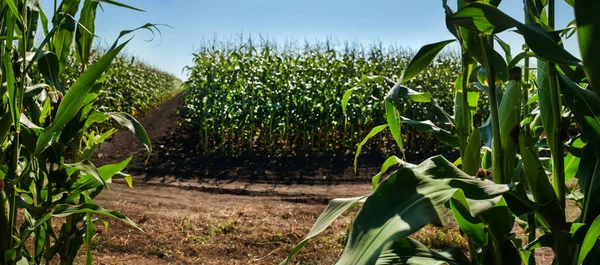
[41,53,181,116]
[182,39,476,157]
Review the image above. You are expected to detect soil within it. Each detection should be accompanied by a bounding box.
[85,92,558,264]
[96,93,390,185]
[90,92,380,264]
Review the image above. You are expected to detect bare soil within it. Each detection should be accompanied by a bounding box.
[90,92,382,264]
[86,93,560,264]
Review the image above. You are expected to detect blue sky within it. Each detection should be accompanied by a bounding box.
[40,1,577,80]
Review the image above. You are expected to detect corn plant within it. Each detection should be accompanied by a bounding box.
[182,39,466,157]
[0,0,156,264]
[44,53,181,116]
[283,0,600,264]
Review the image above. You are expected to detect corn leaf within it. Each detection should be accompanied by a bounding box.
[402,40,455,83]
[337,156,512,264]
[37,51,65,93]
[575,0,600,95]
[354,125,388,172]
[75,0,99,65]
[107,112,152,156]
[579,215,600,264]
[35,40,130,155]
[376,238,470,265]
[451,2,581,66]
[280,196,367,265]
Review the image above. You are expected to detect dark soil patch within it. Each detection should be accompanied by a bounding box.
[95,92,457,185]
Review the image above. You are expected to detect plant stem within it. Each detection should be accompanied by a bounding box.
[522,49,530,117]
[548,65,565,208]
[459,56,472,160]
[7,3,30,260]
[479,34,504,184]
[547,2,568,264]
[546,0,566,210]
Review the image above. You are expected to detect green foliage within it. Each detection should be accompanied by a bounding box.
[0,1,161,264]
[284,1,600,265]
[43,52,181,116]
[181,39,468,156]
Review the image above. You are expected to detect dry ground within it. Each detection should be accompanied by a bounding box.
[81,93,566,264]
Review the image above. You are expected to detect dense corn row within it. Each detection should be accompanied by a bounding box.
[182,40,464,156]
[49,53,181,115]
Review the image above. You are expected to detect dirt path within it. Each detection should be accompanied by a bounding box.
[88,92,376,264]
[90,178,368,264]
[87,93,557,265]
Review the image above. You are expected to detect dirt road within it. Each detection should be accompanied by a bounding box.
[88,93,557,264]
[89,92,376,264]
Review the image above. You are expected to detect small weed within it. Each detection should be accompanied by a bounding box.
[267,232,289,245]
[207,218,239,236]
[189,235,210,244]
[90,235,120,252]
[148,246,167,258]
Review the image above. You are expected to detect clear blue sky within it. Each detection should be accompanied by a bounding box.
[40,0,577,80]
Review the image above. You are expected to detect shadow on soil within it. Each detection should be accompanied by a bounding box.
[96,92,458,186]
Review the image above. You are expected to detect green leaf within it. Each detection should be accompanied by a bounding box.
[508,52,537,70]
[113,172,133,188]
[4,0,23,25]
[385,84,432,103]
[371,156,414,190]
[430,98,455,128]
[575,0,600,95]
[495,36,512,62]
[538,61,556,154]
[451,2,581,66]
[385,101,403,151]
[337,156,511,264]
[375,238,470,265]
[53,0,82,73]
[37,51,64,93]
[20,114,42,131]
[579,215,600,264]
[450,2,516,34]
[109,23,164,51]
[0,112,12,144]
[68,157,133,202]
[64,160,105,188]
[41,203,141,231]
[24,84,49,99]
[558,73,600,159]
[498,77,522,183]
[565,138,584,183]
[342,87,359,115]
[449,189,488,247]
[402,117,460,148]
[354,125,388,172]
[518,128,559,206]
[280,196,367,265]
[93,0,145,11]
[402,40,455,83]
[107,112,152,155]
[516,22,582,66]
[76,0,99,65]
[3,10,18,130]
[578,146,600,225]
[463,128,482,176]
[35,40,130,155]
